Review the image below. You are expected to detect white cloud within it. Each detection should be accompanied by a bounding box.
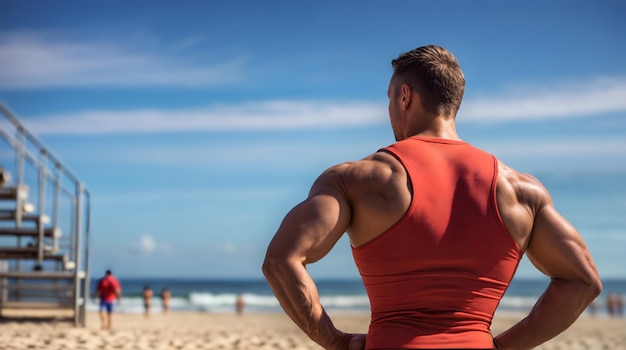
[21,100,387,135]
[459,77,626,121]
[140,235,156,253]
[95,187,295,205]
[136,234,174,255]
[12,76,626,136]
[0,32,247,89]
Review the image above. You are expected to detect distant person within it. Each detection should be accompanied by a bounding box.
[142,285,154,318]
[235,294,245,315]
[160,288,171,314]
[607,293,616,317]
[263,45,602,349]
[93,270,121,330]
[608,292,625,318]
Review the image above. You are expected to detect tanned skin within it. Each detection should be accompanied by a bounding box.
[263,73,601,349]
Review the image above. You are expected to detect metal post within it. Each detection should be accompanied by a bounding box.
[80,192,91,327]
[73,184,83,326]
[15,129,24,231]
[37,150,47,268]
[69,198,76,260]
[15,129,25,300]
[53,165,61,252]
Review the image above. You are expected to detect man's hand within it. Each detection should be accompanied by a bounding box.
[346,333,366,350]
[327,333,366,350]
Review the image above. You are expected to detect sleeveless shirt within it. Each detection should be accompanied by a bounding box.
[352,136,522,349]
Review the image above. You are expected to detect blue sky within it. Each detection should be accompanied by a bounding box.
[1,1,625,279]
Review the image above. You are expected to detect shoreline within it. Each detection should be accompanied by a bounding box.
[0,311,624,349]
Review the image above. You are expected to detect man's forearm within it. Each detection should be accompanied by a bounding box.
[263,258,347,349]
[494,279,600,349]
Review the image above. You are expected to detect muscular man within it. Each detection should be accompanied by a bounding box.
[263,45,601,349]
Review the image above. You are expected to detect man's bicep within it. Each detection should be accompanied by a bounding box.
[266,186,352,265]
[525,204,598,283]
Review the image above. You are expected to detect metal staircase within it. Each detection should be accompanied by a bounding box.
[0,103,91,326]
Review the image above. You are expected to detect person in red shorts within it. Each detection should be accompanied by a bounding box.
[263,45,602,349]
[94,270,122,330]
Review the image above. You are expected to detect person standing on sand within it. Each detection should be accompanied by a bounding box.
[160,287,171,314]
[142,285,154,318]
[607,293,617,317]
[236,293,245,315]
[93,270,121,330]
[607,292,625,318]
[263,45,602,349]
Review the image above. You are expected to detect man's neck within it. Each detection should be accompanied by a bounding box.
[404,116,461,141]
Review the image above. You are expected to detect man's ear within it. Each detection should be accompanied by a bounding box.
[401,84,412,110]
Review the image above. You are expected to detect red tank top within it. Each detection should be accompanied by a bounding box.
[352,136,522,349]
[97,275,121,303]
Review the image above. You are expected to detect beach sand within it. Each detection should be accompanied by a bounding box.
[0,311,624,349]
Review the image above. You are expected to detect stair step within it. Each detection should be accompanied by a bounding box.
[0,271,78,280]
[1,301,74,310]
[0,246,61,259]
[6,290,74,299]
[0,186,28,201]
[0,210,50,224]
[0,250,67,261]
[0,227,60,238]
[3,284,74,291]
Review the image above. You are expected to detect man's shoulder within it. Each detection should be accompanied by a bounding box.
[497,160,550,207]
[311,151,406,203]
[322,151,401,182]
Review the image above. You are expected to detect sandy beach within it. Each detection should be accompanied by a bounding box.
[0,311,624,349]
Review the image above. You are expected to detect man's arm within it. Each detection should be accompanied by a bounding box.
[115,281,122,303]
[93,281,100,300]
[262,166,365,350]
[494,183,602,349]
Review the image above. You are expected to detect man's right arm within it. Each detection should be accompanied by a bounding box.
[494,177,602,349]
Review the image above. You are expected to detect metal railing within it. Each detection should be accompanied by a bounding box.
[0,102,91,326]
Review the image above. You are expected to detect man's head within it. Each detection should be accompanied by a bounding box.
[106,270,112,276]
[390,45,465,117]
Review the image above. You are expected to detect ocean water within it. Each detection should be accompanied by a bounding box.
[88,277,626,317]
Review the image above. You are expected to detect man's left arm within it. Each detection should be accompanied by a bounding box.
[115,279,122,303]
[262,168,364,350]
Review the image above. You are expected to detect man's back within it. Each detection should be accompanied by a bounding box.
[339,146,525,251]
[97,275,120,302]
[342,136,520,348]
